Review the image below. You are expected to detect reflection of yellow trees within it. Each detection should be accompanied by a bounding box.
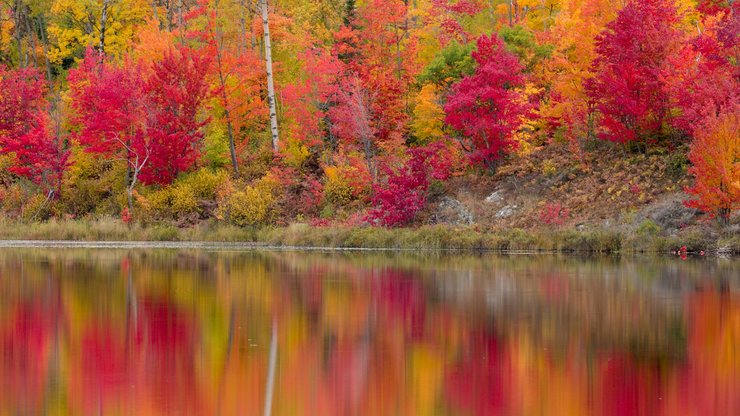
[0,249,739,415]
[409,345,444,415]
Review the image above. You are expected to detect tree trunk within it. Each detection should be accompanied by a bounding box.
[14,0,25,68]
[261,0,280,152]
[508,0,514,26]
[38,15,53,81]
[214,1,240,175]
[100,0,110,60]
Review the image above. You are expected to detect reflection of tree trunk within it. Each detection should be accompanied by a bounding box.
[263,317,278,416]
[261,0,280,152]
[125,261,138,348]
[216,305,236,414]
[43,270,61,414]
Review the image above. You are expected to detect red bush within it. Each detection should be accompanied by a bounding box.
[366,142,452,227]
[539,202,570,226]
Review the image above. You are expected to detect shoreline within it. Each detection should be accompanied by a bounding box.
[0,218,737,255]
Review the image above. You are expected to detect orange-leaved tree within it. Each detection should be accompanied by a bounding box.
[685,108,740,224]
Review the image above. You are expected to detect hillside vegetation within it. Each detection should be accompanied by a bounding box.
[0,0,737,249]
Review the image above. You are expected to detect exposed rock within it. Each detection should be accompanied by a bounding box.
[432,197,474,225]
[485,190,505,204]
[495,204,518,219]
[633,194,701,233]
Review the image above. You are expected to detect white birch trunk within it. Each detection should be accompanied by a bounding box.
[261,0,280,152]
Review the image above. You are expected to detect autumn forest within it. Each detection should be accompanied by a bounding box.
[0,0,738,234]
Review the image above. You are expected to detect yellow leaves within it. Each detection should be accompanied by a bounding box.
[48,0,149,64]
[278,0,343,46]
[282,136,310,168]
[513,82,544,154]
[221,174,282,226]
[411,84,445,143]
[0,15,14,52]
[323,164,359,206]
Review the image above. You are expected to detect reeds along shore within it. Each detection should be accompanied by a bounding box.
[0,219,737,255]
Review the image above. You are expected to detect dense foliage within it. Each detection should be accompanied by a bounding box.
[0,0,737,226]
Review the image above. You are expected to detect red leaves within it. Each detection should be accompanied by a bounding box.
[0,66,67,190]
[432,0,484,43]
[121,207,132,224]
[539,202,570,226]
[444,34,530,170]
[667,4,740,135]
[69,47,210,186]
[282,49,346,149]
[330,0,414,151]
[140,48,211,185]
[586,0,683,143]
[366,141,452,227]
[68,51,148,156]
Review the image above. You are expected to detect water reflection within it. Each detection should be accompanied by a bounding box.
[0,250,739,415]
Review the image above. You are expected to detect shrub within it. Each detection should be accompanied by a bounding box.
[539,202,569,226]
[138,168,230,220]
[0,183,28,218]
[666,151,689,179]
[541,159,558,177]
[169,185,199,217]
[21,193,52,222]
[178,168,230,199]
[366,142,453,227]
[323,162,371,206]
[222,174,281,226]
[636,219,661,237]
[61,150,127,217]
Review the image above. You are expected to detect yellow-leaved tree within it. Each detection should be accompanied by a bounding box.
[412,84,446,144]
[47,0,149,64]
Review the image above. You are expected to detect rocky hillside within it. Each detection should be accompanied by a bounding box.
[429,144,737,238]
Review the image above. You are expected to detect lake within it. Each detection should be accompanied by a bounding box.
[1,248,738,415]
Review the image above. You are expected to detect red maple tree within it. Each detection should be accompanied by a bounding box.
[69,47,210,211]
[444,34,531,171]
[668,3,739,134]
[585,0,683,143]
[140,48,211,185]
[0,66,67,193]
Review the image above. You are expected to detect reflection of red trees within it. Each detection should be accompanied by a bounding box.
[74,327,131,414]
[70,297,203,415]
[323,338,371,415]
[0,302,51,412]
[136,298,201,413]
[373,269,427,340]
[599,354,663,416]
[445,331,511,416]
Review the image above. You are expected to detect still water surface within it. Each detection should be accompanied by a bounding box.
[1,248,739,415]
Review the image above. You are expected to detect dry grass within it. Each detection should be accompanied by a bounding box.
[0,217,735,254]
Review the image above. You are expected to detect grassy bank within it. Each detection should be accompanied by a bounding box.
[0,218,737,255]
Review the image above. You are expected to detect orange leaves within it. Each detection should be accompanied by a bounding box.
[685,108,740,222]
